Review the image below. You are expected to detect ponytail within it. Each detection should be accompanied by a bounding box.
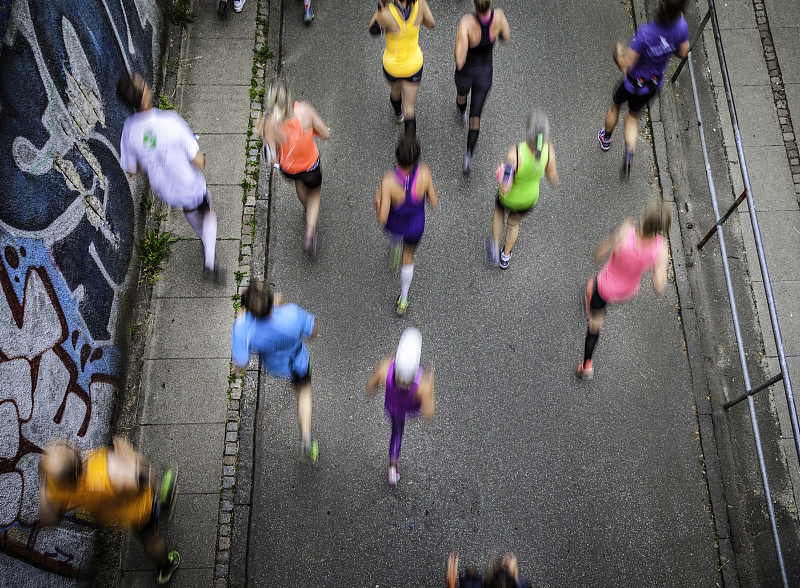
[267,77,294,123]
[526,109,550,161]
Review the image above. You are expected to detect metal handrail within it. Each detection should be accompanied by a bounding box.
[672,1,800,585]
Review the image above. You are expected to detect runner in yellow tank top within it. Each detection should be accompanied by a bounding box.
[39,438,181,585]
[370,0,435,136]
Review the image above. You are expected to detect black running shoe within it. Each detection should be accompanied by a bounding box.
[157,550,180,585]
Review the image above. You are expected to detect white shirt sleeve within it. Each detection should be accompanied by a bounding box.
[119,122,138,174]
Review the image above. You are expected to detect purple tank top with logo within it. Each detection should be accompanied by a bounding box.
[385,163,425,244]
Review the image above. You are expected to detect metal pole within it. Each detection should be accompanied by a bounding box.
[697,189,748,250]
[707,0,800,467]
[686,49,789,587]
[724,372,784,410]
[672,8,712,83]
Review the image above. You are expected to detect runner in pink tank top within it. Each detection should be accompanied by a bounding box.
[578,201,672,379]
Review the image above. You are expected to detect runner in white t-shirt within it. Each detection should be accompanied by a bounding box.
[117,73,220,281]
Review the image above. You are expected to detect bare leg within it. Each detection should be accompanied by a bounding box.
[304,186,321,240]
[604,101,621,136]
[492,202,505,251]
[624,110,640,152]
[401,242,416,266]
[295,379,312,444]
[140,527,169,569]
[402,81,420,121]
[504,212,523,253]
[295,180,309,209]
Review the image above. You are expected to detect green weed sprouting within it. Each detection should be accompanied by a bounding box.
[138,229,179,284]
[157,93,175,110]
[167,0,195,28]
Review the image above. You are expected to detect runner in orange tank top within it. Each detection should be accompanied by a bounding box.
[39,437,180,585]
[260,78,330,254]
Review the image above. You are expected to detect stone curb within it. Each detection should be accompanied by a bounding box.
[749,0,800,201]
[211,0,271,586]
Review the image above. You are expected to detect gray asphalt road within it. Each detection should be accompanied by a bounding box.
[247,0,720,585]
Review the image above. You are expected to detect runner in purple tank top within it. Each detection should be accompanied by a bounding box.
[597,0,689,179]
[366,327,435,486]
[375,133,438,315]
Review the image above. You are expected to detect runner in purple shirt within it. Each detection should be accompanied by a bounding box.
[597,0,690,179]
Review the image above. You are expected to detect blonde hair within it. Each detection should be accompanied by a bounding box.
[641,200,672,237]
[267,77,294,123]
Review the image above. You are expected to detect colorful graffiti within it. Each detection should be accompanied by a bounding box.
[0,0,162,576]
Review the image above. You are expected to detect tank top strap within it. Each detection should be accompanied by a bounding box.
[386,359,396,388]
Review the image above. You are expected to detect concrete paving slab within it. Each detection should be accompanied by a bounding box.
[135,424,226,493]
[765,0,800,27]
[732,85,783,146]
[766,355,800,441]
[140,358,230,425]
[738,210,800,282]
[730,146,798,211]
[786,84,800,133]
[163,185,245,240]
[771,27,800,84]
[180,83,252,134]
[714,0,757,30]
[119,567,213,588]
[145,297,233,359]
[181,37,256,87]
[199,134,249,186]
[189,0,259,40]
[751,278,800,357]
[122,493,220,571]
[155,239,238,298]
[719,29,771,87]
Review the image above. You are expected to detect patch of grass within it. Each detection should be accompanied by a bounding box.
[256,44,273,65]
[139,229,179,284]
[232,293,241,312]
[144,197,154,210]
[155,211,169,224]
[234,270,245,285]
[157,93,174,110]
[228,372,237,384]
[167,0,195,28]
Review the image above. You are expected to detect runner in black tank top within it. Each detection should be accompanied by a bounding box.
[454,1,510,176]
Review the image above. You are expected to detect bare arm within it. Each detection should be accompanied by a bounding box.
[422,164,438,208]
[675,40,690,59]
[377,173,393,227]
[594,221,631,264]
[652,242,669,293]
[497,145,518,196]
[454,17,470,70]
[496,9,510,43]
[191,151,205,171]
[366,356,392,396]
[417,364,435,420]
[614,42,640,75]
[419,0,435,29]
[304,102,330,140]
[545,142,559,188]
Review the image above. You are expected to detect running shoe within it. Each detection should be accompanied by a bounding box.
[304,4,314,24]
[459,108,468,126]
[303,232,317,255]
[233,0,245,12]
[598,129,612,152]
[462,151,472,177]
[484,236,500,267]
[396,295,408,316]
[389,238,402,271]
[302,437,319,462]
[202,264,224,285]
[388,464,400,486]
[394,110,404,125]
[159,467,178,523]
[621,148,633,180]
[157,550,180,585]
[499,247,511,270]
[577,359,594,380]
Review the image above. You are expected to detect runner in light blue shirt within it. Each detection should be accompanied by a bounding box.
[231,279,318,461]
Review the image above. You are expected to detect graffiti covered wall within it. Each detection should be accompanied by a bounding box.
[0,0,163,576]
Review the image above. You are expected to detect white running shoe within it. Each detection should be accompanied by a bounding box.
[233,0,245,12]
[388,464,400,486]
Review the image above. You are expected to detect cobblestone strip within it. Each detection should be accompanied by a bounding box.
[213,2,269,586]
[751,0,800,202]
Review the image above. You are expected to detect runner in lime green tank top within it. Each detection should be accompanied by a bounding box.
[485,109,559,269]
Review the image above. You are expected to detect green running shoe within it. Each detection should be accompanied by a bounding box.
[396,295,408,316]
[157,550,180,585]
[160,467,178,523]
[303,437,319,462]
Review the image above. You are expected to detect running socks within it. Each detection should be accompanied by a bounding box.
[400,263,414,299]
[583,330,599,363]
[390,97,402,117]
[467,129,479,154]
[404,118,416,137]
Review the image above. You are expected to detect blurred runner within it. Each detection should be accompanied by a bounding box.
[454,0,510,176]
[231,278,319,460]
[597,0,689,179]
[39,437,179,585]
[366,327,435,486]
[260,77,330,254]
[485,110,558,269]
[375,133,438,315]
[579,200,671,379]
[118,73,221,282]
[369,0,435,137]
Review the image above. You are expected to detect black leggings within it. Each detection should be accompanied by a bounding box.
[455,67,493,118]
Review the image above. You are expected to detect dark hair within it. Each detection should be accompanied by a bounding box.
[395,133,421,167]
[485,557,516,588]
[241,278,273,319]
[117,73,144,110]
[474,0,492,13]
[641,199,672,238]
[655,0,688,23]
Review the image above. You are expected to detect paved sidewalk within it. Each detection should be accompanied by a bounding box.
[117,1,262,585]
[705,0,800,503]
